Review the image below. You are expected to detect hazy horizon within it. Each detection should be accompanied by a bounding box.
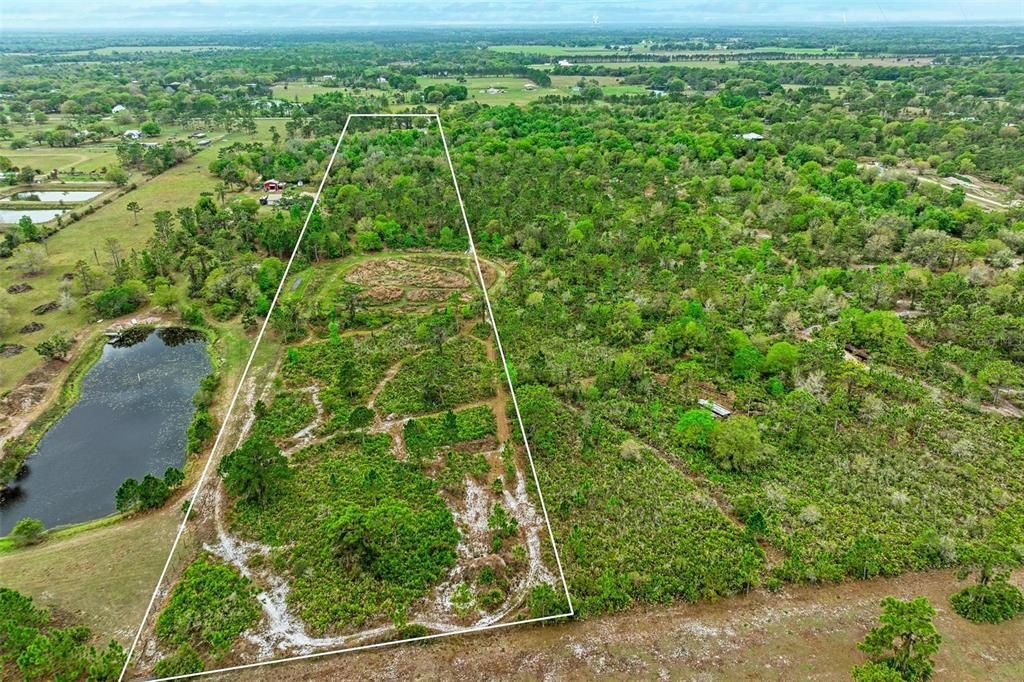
[2,0,1024,32]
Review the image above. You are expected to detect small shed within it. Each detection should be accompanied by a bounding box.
[698,398,732,418]
[111,104,126,114]
[263,179,284,191]
[123,130,141,140]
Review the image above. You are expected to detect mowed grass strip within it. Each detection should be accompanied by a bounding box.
[0,505,195,644]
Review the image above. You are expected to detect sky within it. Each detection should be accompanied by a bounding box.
[2,0,1024,31]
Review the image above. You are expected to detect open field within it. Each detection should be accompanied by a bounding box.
[238,569,1024,681]
[3,146,121,174]
[0,136,229,395]
[272,81,350,102]
[0,503,195,643]
[416,75,647,105]
[0,118,288,396]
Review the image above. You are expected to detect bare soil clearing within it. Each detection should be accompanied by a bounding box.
[238,570,1024,681]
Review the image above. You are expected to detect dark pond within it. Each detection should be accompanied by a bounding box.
[0,327,210,535]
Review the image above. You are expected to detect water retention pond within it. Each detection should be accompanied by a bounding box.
[0,327,210,535]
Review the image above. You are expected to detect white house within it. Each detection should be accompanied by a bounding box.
[111,104,126,114]
[123,129,142,140]
[557,59,572,66]
[741,132,765,141]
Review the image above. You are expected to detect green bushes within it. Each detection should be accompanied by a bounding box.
[375,337,495,415]
[89,280,148,318]
[404,405,497,460]
[949,579,1024,624]
[187,371,219,454]
[154,557,260,656]
[251,391,316,439]
[0,587,125,681]
[516,384,763,616]
[527,583,570,619]
[186,410,215,454]
[227,434,458,633]
[152,644,204,677]
[708,415,774,473]
[9,517,46,547]
[853,597,942,682]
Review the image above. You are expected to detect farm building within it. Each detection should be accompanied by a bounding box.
[123,129,141,140]
[263,179,285,191]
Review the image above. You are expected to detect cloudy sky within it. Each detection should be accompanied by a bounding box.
[2,0,1023,31]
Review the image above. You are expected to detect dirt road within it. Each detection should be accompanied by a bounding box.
[232,570,1024,681]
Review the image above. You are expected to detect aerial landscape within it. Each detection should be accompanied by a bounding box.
[2,1,1024,680]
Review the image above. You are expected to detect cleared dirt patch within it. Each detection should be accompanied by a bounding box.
[31,301,59,315]
[406,288,449,302]
[237,569,1024,682]
[0,344,26,357]
[359,286,404,305]
[346,258,472,290]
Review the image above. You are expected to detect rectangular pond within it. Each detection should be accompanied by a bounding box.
[1,190,102,202]
[0,208,68,223]
[0,328,211,535]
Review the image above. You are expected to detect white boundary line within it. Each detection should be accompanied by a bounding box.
[119,113,573,681]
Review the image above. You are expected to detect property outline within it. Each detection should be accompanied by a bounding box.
[119,112,575,682]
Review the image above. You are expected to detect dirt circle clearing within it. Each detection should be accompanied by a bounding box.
[345,258,473,290]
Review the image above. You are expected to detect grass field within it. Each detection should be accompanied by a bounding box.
[3,146,120,174]
[0,136,228,394]
[416,75,647,105]
[0,504,195,643]
[0,118,289,395]
[272,81,350,102]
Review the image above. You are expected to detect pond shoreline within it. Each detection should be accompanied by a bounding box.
[0,322,214,536]
[0,331,107,490]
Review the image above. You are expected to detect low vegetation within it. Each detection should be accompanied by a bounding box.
[0,587,125,681]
